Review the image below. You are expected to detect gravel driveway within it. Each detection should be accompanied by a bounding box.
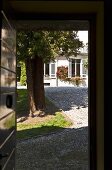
[16,87,88,170]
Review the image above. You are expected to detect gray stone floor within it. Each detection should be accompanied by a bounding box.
[16,87,88,170]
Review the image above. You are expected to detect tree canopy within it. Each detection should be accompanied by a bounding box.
[17,30,84,62]
[17,30,84,114]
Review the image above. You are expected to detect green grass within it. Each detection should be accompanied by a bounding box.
[16,89,72,140]
[17,112,72,140]
[16,89,29,117]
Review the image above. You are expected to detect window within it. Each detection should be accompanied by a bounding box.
[76,59,81,76]
[72,59,75,77]
[50,63,56,78]
[44,63,49,77]
[71,59,81,77]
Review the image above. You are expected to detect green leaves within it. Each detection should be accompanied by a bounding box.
[17,30,84,63]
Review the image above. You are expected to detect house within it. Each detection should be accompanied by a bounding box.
[44,52,88,87]
[17,50,88,87]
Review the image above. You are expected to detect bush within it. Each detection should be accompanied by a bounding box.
[57,66,68,81]
[57,65,84,86]
[20,62,26,86]
[70,76,83,86]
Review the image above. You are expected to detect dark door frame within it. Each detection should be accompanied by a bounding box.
[1,1,104,170]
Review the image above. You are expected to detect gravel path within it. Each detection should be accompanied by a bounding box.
[45,87,88,128]
[16,87,88,170]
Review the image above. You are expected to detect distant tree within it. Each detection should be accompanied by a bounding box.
[83,43,88,68]
[83,59,88,68]
[17,31,83,116]
[20,62,26,86]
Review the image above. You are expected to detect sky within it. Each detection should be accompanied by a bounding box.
[77,31,88,45]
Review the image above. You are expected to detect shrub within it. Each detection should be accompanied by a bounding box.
[70,76,83,86]
[57,66,68,81]
[20,62,26,86]
[57,66,84,86]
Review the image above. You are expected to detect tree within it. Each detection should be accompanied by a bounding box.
[17,31,83,116]
[20,62,26,86]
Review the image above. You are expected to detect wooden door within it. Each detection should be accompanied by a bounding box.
[0,11,16,170]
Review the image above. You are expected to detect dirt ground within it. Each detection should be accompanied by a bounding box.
[17,99,62,124]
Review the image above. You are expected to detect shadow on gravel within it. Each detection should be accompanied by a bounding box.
[16,126,88,170]
[45,86,88,111]
[17,125,65,141]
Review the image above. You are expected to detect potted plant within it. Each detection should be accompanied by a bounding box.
[71,76,83,87]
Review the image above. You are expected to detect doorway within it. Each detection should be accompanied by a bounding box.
[16,28,89,170]
[0,1,104,170]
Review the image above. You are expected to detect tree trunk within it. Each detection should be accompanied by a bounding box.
[33,57,45,111]
[25,58,36,116]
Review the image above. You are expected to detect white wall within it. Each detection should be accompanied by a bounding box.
[57,59,69,67]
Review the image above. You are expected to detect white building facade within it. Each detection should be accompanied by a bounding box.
[44,53,88,87]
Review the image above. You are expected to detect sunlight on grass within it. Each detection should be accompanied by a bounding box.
[17,112,72,131]
[17,89,73,140]
[17,112,72,140]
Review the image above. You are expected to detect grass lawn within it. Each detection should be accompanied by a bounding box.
[16,89,72,140]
